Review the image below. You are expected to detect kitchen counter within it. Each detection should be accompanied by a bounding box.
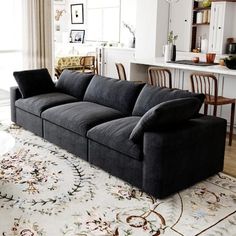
[131,57,236,77]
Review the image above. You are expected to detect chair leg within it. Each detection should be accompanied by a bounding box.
[229,102,235,146]
[204,103,208,115]
[213,104,217,117]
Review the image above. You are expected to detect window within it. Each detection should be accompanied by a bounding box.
[0,0,23,90]
[86,0,120,42]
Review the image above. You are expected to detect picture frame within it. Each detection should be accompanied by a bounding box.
[54,0,65,4]
[70,30,85,43]
[71,4,84,24]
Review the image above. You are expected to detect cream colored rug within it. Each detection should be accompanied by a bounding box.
[0,124,236,236]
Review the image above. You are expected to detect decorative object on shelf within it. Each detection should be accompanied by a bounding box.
[201,36,208,53]
[225,56,236,70]
[71,4,84,24]
[202,0,211,8]
[167,31,178,61]
[206,53,216,64]
[196,11,203,24]
[123,22,135,48]
[70,30,85,43]
[55,9,66,21]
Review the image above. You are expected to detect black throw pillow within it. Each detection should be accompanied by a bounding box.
[129,97,201,143]
[13,68,55,98]
[56,70,94,100]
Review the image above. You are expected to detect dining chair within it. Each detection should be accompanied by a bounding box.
[190,73,235,146]
[148,67,172,88]
[79,56,96,73]
[115,63,127,80]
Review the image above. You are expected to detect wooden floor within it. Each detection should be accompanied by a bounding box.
[224,134,236,177]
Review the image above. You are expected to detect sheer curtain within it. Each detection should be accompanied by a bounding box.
[22,0,53,74]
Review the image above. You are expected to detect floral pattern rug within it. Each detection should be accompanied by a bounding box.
[0,124,236,236]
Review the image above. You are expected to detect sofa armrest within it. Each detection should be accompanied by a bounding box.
[142,115,226,199]
[10,86,22,122]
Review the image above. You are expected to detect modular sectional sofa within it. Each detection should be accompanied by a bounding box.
[10,68,227,198]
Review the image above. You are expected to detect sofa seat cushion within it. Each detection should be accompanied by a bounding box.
[87,116,142,160]
[15,92,78,116]
[42,102,124,136]
[133,84,205,116]
[84,75,144,115]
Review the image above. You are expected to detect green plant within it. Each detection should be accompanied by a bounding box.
[168,31,178,45]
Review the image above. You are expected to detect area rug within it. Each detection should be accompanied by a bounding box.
[0,124,236,236]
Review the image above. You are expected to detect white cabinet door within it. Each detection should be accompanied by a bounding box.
[169,0,193,52]
[209,2,225,54]
[103,48,135,80]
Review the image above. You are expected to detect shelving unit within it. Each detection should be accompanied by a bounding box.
[191,1,211,51]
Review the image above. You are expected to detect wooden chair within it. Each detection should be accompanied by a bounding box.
[115,63,127,80]
[190,73,235,146]
[148,67,172,88]
[79,56,96,73]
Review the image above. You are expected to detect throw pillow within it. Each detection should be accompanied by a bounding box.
[129,97,201,143]
[13,68,55,98]
[56,70,94,100]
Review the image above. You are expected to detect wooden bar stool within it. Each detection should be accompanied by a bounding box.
[148,67,172,88]
[190,73,235,146]
[115,63,127,80]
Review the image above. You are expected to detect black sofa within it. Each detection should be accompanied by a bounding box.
[10,69,227,198]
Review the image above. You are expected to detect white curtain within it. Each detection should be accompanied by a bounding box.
[22,0,53,74]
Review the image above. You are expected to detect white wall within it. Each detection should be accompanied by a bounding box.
[135,0,169,59]
[54,0,137,45]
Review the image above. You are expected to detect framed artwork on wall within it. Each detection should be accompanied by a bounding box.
[70,30,85,43]
[71,4,84,24]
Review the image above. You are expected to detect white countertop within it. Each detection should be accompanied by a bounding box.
[131,57,236,76]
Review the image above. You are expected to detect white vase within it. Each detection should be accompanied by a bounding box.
[163,44,173,62]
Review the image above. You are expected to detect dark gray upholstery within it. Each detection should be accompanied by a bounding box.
[13,68,55,98]
[10,86,22,122]
[130,97,201,142]
[42,102,123,136]
[89,140,143,188]
[56,70,94,100]
[133,84,205,116]
[10,71,227,199]
[44,120,88,160]
[142,116,226,198]
[16,108,43,137]
[15,92,78,116]
[88,116,141,160]
[84,75,144,115]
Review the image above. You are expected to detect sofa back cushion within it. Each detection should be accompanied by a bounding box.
[132,84,205,116]
[130,97,201,143]
[84,75,144,115]
[13,68,55,98]
[56,70,94,100]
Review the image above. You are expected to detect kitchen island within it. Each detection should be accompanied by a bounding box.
[130,57,236,132]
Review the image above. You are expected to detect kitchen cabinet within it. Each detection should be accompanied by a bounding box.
[169,0,193,52]
[98,47,135,80]
[209,1,236,54]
